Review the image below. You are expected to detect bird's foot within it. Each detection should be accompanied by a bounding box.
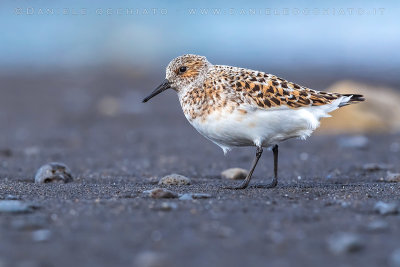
[223,181,249,190]
[252,179,278,189]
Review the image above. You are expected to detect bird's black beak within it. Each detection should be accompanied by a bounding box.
[142,79,171,103]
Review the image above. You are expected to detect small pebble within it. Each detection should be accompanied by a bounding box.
[11,216,48,230]
[160,202,178,211]
[179,194,193,200]
[366,220,389,232]
[134,251,169,267]
[362,163,392,172]
[143,188,178,199]
[384,172,400,182]
[338,200,350,208]
[5,195,20,200]
[327,232,364,254]
[0,200,36,213]
[374,201,398,215]
[221,168,248,180]
[337,135,368,149]
[35,162,73,184]
[179,193,212,200]
[390,248,400,267]
[158,174,191,186]
[32,229,51,242]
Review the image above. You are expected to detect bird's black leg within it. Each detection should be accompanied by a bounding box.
[253,144,278,188]
[224,146,263,190]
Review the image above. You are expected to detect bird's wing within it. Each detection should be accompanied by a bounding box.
[212,65,362,110]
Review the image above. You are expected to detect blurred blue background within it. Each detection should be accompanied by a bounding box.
[1,0,399,85]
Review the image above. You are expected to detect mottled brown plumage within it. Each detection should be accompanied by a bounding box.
[205,65,364,110]
[173,57,363,121]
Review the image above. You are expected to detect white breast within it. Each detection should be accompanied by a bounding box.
[185,98,345,154]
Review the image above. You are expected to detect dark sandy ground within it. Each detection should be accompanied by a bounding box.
[0,71,400,267]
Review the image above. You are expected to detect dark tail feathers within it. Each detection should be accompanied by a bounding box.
[339,94,365,107]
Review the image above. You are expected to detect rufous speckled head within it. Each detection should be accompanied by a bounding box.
[166,54,211,90]
[142,54,211,102]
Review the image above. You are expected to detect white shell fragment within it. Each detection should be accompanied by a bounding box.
[34,162,73,184]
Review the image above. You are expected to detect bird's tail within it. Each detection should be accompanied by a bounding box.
[338,94,365,107]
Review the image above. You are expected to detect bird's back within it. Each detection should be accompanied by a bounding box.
[209,65,364,110]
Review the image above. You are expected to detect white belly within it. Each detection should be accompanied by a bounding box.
[186,106,327,153]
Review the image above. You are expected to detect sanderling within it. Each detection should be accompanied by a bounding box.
[143,54,365,189]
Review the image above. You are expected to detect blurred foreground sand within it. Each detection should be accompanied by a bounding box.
[317,80,400,134]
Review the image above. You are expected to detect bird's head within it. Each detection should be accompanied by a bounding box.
[143,54,211,103]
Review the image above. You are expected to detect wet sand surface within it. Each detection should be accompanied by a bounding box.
[0,72,399,267]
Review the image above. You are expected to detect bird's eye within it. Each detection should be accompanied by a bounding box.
[179,66,187,73]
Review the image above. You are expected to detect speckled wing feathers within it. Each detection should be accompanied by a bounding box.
[211,66,349,109]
